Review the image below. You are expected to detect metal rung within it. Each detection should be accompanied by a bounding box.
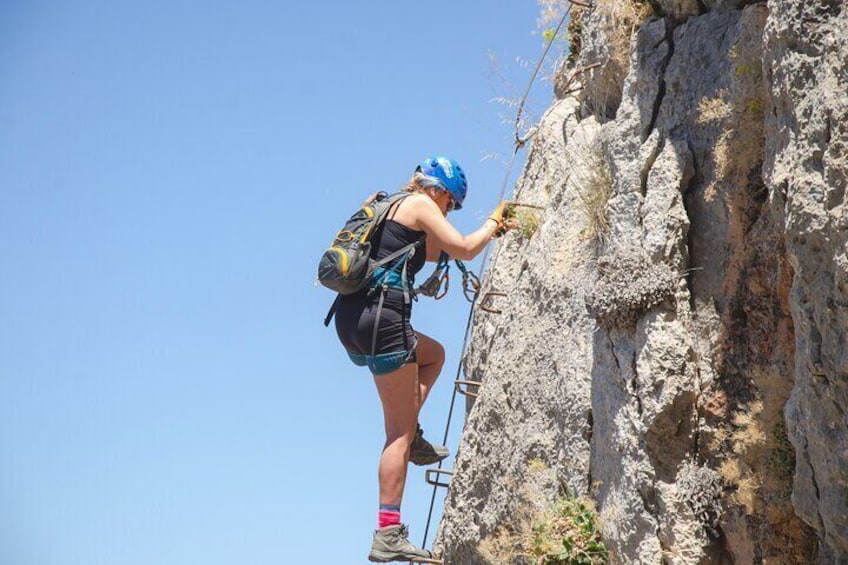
[480,291,507,314]
[507,200,545,210]
[410,557,443,564]
[455,379,481,399]
[425,468,454,489]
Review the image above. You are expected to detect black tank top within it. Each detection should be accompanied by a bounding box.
[338,196,428,310]
[353,197,427,308]
[372,219,427,279]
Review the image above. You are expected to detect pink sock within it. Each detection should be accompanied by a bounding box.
[378,505,401,528]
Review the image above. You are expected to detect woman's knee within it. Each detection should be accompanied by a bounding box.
[417,333,445,368]
[384,425,417,448]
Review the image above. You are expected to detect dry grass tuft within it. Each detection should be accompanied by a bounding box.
[549,0,654,116]
[567,136,612,244]
[595,0,653,61]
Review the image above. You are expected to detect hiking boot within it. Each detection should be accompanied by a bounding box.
[368,523,434,563]
[409,425,449,466]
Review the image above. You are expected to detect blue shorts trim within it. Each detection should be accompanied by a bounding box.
[347,348,416,375]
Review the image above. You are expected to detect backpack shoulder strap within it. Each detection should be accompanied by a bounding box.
[371,192,412,227]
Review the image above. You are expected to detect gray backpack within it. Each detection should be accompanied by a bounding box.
[320,192,420,329]
[317,191,413,295]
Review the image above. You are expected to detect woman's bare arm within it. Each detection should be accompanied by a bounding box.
[411,195,500,261]
[425,238,444,262]
[361,192,381,207]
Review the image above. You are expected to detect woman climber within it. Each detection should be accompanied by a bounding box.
[333,156,514,562]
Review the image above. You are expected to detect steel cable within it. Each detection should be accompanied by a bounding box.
[419,3,578,555]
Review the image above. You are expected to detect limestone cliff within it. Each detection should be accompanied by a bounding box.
[436,1,847,563]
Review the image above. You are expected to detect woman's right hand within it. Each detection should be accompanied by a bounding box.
[361,192,381,207]
[489,201,508,228]
[489,201,521,237]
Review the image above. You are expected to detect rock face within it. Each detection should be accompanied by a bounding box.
[765,1,848,560]
[436,1,847,563]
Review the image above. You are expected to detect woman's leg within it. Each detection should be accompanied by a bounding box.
[369,362,434,560]
[373,362,420,507]
[414,331,445,410]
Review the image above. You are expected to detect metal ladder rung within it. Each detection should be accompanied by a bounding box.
[425,468,453,489]
[479,291,506,314]
[455,379,481,398]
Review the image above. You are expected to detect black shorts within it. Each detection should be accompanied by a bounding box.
[335,290,418,375]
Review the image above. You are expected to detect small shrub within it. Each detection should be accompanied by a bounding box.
[529,497,609,564]
[677,462,723,535]
[586,251,679,328]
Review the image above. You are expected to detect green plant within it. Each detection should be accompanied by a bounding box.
[504,203,542,239]
[735,60,763,80]
[529,497,609,564]
[746,98,763,114]
[770,419,795,495]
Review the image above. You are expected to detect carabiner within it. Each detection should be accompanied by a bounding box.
[435,271,450,300]
[462,270,481,302]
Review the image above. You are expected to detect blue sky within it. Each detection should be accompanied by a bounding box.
[0,1,564,563]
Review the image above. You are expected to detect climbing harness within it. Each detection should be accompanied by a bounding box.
[418,2,588,552]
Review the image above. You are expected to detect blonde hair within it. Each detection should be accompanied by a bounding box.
[402,172,448,200]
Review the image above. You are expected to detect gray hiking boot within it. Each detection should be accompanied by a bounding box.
[368,523,434,563]
[409,425,449,466]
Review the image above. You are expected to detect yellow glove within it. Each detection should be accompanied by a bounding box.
[490,201,515,237]
[489,201,508,227]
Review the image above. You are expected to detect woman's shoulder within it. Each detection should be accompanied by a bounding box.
[391,192,433,228]
[404,192,443,218]
[399,191,430,207]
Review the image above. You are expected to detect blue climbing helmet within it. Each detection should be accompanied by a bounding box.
[415,156,467,210]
